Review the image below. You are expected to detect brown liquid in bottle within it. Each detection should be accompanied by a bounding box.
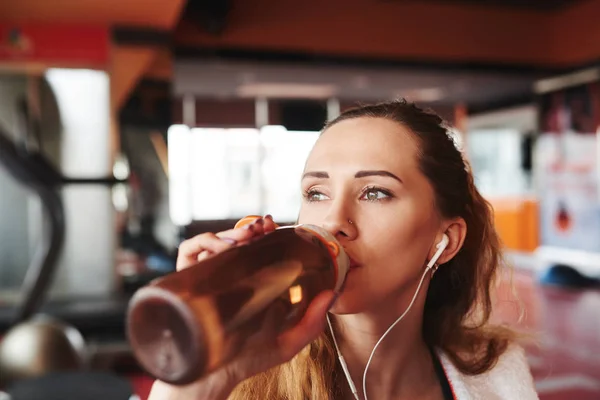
[126,225,348,385]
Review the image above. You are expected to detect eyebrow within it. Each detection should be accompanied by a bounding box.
[302,170,403,184]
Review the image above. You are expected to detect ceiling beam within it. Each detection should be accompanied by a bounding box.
[173,0,600,69]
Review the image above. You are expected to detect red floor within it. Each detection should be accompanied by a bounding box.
[130,269,600,399]
[494,269,600,400]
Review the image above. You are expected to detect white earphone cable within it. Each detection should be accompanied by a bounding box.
[327,264,435,400]
[361,265,432,400]
[326,315,360,400]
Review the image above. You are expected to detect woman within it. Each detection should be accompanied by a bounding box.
[149,100,538,399]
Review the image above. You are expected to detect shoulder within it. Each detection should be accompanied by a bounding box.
[436,344,539,400]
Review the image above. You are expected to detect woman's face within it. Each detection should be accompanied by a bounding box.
[297,117,443,314]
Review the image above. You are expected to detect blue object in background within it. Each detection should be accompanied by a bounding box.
[538,264,600,289]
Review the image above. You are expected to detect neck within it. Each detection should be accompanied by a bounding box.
[329,283,440,399]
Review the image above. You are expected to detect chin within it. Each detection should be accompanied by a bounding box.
[329,290,374,315]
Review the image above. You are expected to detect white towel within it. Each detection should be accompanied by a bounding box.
[437,344,539,400]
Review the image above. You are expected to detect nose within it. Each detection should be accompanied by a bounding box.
[321,211,358,242]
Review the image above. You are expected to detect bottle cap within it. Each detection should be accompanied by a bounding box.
[234,215,280,229]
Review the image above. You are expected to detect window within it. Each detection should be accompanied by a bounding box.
[467,129,531,198]
[168,125,319,225]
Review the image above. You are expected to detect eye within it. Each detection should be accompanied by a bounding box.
[360,186,392,202]
[304,189,329,202]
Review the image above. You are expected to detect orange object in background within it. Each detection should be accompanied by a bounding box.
[489,197,539,253]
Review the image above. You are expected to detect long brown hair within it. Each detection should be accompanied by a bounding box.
[230,99,514,399]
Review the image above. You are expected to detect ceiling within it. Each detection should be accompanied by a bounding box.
[170,0,600,112]
[1,0,589,112]
[411,0,589,11]
[173,0,600,69]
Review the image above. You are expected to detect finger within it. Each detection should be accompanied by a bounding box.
[181,232,237,256]
[178,218,271,270]
[195,249,213,262]
[215,217,268,243]
[263,214,277,233]
[277,291,337,361]
[177,233,236,270]
[216,214,277,244]
[247,217,266,237]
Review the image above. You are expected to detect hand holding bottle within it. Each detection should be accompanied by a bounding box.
[145,215,338,400]
[176,215,278,268]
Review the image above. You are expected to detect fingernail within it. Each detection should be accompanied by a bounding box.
[265,214,273,221]
[244,223,255,231]
[254,218,264,225]
[222,238,237,245]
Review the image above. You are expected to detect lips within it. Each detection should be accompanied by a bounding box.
[347,254,361,269]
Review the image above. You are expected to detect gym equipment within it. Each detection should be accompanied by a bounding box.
[0,127,134,399]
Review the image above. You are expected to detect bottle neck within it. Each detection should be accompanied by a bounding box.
[290,224,350,293]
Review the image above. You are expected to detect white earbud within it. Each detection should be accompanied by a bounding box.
[328,231,451,400]
[426,233,449,270]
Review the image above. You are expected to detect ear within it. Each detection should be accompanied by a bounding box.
[430,217,467,266]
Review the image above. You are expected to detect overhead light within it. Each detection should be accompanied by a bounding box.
[534,67,600,94]
[236,83,338,99]
[394,87,445,102]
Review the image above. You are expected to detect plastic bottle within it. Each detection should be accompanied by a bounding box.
[126,217,349,385]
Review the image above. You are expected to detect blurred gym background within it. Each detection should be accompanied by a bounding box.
[1,0,600,398]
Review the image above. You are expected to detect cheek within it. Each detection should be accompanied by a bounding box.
[297,203,324,225]
[378,200,436,244]
[334,224,435,313]
[330,203,439,313]
[364,205,439,276]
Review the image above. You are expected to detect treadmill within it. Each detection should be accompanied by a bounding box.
[0,126,143,399]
